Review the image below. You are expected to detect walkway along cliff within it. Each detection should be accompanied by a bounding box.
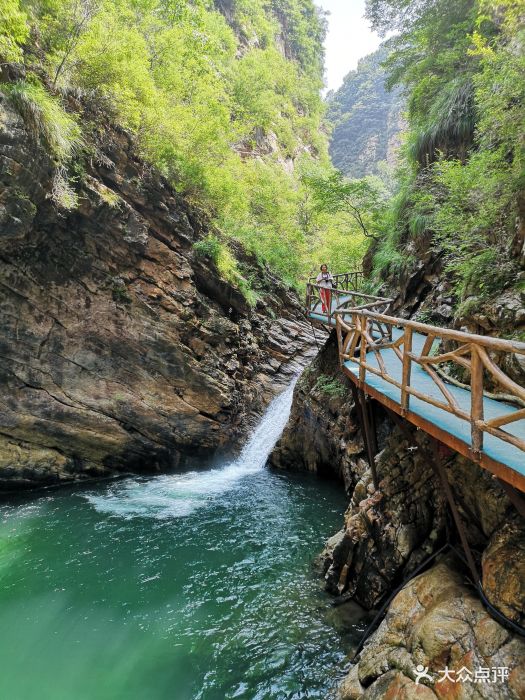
[271,275,525,699]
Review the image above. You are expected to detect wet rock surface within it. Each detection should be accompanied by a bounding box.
[271,332,525,698]
[0,85,315,489]
[339,558,525,700]
[270,332,359,486]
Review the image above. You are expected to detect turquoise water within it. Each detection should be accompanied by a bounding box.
[0,386,357,700]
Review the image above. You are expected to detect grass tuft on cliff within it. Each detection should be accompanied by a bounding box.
[313,374,346,399]
[6,80,83,163]
[194,235,259,307]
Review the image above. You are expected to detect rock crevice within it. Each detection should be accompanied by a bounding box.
[0,85,315,489]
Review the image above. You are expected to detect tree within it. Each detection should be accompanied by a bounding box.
[304,170,388,241]
[51,0,98,86]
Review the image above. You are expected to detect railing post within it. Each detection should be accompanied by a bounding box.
[359,315,367,386]
[471,347,484,456]
[336,315,343,366]
[401,326,412,416]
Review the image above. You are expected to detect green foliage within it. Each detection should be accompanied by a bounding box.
[414,307,439,324]
[294,162,377,279]
[430,15,525,299]
[194,234,258,306]
[327,44,405,179]
[372,238,406,278]
[368,0,480,164]
[232,46,306,154]
[0,0,29,61]
[5,79,82,162]
[51,167,79,209]
[453,249,516,300]
[269,0,326,81]
[313,374,346,399]
[305,170,389,240]
[112,282,132,304]
[69,5,157,129]
[1,0,340,286]
[5,78,83,209]
[97,184,121,208]
[193,234,223,263]
[216,159,308,285]
[408,77,475,165]
[365,0,525,310]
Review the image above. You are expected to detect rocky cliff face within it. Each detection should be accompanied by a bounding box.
[363,179,525,358]
[339,556,525,700]
[0,74,315,490]
[270,333,525,697]
[327,45,405,180]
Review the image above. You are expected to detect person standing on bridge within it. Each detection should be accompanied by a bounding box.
[316,264,334,314]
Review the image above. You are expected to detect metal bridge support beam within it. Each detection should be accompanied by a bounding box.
[496,479,525,520]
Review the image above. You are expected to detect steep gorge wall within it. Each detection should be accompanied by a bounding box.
[0,70,315,490]
[327,46,405,180]
[365,224,525,348]
[270,333,525,698]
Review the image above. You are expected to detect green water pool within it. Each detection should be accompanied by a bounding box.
[0,388,361,700]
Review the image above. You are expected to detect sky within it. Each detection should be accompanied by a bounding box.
[317,0,383,92]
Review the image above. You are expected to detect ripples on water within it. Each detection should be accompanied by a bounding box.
[0,384,365,700]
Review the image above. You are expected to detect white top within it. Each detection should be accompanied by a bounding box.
[316,272,334,288]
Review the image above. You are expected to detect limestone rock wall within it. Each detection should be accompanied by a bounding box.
[339,558,525,700]
[270,331,360,485]
[0,78,315,489]
[270,332,525,697]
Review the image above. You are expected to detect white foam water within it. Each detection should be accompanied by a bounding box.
[86,380,297,519]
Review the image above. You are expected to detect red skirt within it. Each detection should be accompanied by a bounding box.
[320,287,331,314]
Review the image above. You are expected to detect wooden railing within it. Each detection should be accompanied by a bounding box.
[305,284,391,327]
[335,309,525,459]
[308,270,365,292]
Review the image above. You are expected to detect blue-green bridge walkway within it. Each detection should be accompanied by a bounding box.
[305,276,525,495]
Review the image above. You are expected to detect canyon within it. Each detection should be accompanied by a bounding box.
[0,69,315,489]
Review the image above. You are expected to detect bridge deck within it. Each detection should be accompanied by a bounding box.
[305,290,525,492]
[343,329,525,480]
[308,297,352,326]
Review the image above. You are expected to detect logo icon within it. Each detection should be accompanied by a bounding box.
[414,665,433,685]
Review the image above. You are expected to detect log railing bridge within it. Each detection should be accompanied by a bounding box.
[305,273,525,495]
[306,271,525,640]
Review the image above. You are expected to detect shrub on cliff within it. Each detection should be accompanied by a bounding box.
[0,0,344,287]
[5,78,83,208]
[194,235,258,306]
[0,0,28,61]
[5,79,82,162]
[364,0,525,308]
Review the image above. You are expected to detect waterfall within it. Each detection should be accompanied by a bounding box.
[86,380,297,519]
